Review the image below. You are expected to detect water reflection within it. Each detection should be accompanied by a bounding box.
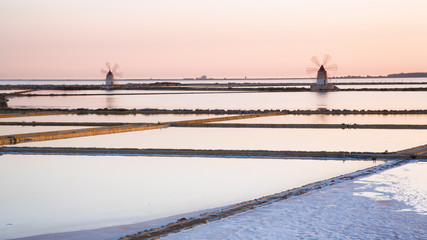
[314,92,330,123]
[106,94,116,109]
[315,92,328,109]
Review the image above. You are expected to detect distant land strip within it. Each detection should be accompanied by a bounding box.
[1,83,427,92]
[2,121,426,130]
[1,147,425,160]
[1,72,427,81]
[1,108,427,116]
[2,87,427,92]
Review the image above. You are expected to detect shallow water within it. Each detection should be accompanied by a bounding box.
[0,114,222,124]
[18,127,426,152]
[0,126,89,136]
[223,114,427,125]
[0,154,384,239]
[22,89,229,95]
[337,84,427,89]
[2,113,425,125]
[7,91,427,110]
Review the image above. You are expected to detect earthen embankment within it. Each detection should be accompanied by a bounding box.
[2,108,427,115]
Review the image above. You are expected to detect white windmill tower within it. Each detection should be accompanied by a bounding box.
[101,62,122,89]
[306,55,338,91]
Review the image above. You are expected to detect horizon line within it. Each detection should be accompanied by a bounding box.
[0,75,425,81]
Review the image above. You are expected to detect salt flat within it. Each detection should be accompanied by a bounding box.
[163,161,427,239]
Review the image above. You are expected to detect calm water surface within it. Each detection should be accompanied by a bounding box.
[0,114,221,123]
[7,91,427,110]
[0,155,384,239]
[22,90,228,95]
[224,114,427,124]
[0,126,89,135]
[337,84,427,89]
[18,127,426,152]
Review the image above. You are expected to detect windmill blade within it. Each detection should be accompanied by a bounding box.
[101,69,109,74]
[325,64,338,71]
[306,67,318,74]
[322,54,331,66]
[112,63,119,73]
[105,62,112,71]
[311,56,321,67]
[114,72,123,78]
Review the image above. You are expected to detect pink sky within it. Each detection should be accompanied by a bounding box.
[1,0,426,79]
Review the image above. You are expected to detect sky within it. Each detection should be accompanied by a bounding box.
[0,0,426,79]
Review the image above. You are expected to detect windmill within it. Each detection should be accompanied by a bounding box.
[101,62,122,87]
[306,55,338,91]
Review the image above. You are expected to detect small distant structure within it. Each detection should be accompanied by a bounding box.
[100,62,122,90]
[196,75,207,80]
[0,94,8,108]
[307,55,338,91]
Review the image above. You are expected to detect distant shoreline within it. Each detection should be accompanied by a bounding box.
[1,84,426,92]
[0,72,426,81]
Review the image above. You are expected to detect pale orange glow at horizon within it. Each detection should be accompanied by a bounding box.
[1,0,426,79]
